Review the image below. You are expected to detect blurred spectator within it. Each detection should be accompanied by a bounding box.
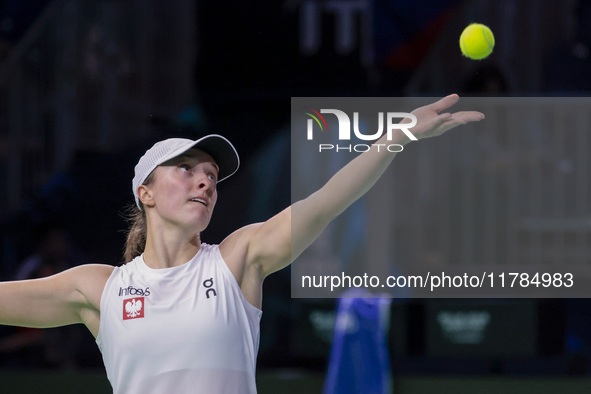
[14,225,72,280]
[82,24,136,89]
[78,23,140,146]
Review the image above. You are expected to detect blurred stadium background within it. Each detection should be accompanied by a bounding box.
[0,0,591,392]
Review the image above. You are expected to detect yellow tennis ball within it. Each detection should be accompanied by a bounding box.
[459,23,495,60]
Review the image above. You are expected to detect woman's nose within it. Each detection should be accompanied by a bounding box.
[197,176,214,192]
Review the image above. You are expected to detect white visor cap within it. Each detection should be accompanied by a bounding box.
[132,134,239,208]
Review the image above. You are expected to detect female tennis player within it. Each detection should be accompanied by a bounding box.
[0,95,482,393]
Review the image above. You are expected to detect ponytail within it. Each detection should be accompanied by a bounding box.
[123,205,147,263]
[123,172,155,263]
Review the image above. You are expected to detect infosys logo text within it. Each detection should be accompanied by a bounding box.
[304,108,417,152]
[119,286,151,297]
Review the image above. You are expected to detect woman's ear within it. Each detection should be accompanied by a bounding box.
[137,185,155,208]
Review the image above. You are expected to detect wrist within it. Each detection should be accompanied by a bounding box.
[375,133,413,147]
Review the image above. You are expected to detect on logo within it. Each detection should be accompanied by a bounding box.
[123,297,144,320]
[203,278,217,299]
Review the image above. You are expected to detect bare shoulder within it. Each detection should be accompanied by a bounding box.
[218,209,291,310]
[69,264,114,309]
[72,264,115,339]
[218,224,266,309]
[219,206,292,281]
[71,263,115,278]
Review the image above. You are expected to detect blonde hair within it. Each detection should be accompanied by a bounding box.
[123,172,156,263]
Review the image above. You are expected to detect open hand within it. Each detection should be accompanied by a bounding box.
[405,94,484,141]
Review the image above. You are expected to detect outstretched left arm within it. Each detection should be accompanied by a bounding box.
[226,95,484,282]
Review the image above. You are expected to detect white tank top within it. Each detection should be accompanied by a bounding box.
[96,243,262,394]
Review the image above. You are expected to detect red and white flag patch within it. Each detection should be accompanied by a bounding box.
[123,297,144,320]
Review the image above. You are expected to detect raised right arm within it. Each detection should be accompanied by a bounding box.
[241,94,484,278]
[0,264,113,329]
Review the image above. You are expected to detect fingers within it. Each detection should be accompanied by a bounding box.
[410,101,484,140]
[438,112,452,121]
[421,112,453,136]
[448,111,485,124]
[429,112,452,128]
[432,94,460,113]
[438,111,483,125]
[434,111,484,135]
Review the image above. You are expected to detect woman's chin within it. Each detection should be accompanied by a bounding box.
[182,215,210,233]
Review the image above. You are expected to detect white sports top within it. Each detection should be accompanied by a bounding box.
[96,243,262,394]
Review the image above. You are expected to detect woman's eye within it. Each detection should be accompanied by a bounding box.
[208,174,217,182]
[180,164,191,171]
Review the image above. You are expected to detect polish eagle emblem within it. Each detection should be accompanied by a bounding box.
[125,298,143,318]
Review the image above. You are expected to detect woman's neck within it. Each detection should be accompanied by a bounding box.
[142,227,201,269]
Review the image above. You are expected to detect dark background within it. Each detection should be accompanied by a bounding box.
[0,0,590,392]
